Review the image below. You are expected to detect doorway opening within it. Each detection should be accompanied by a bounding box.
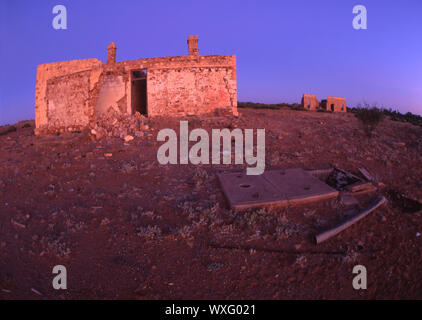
[330,104,335,112]
[131,70,147,116]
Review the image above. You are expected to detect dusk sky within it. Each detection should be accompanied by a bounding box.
[1,0,421,125]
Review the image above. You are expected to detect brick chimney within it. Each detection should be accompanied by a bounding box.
[187,35,199,56]
[107,42,117,64]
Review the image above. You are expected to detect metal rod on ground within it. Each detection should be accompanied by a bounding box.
[315,196,387,244]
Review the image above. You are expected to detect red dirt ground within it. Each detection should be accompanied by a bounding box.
[1,108,421,299]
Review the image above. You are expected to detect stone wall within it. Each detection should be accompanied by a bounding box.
[302,94,319,111]
[46,70,92,131]
[35,59,102,131]
[121,55,237,117]
[326,97,347,113]
[147,66,236,116]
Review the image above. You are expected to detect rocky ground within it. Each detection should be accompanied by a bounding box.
[0,108,421,299]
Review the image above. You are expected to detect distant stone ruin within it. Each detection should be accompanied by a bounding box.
[34,36,238,135]
[301,94,319,111]
[301,94,347,112]
[322,96,347,112]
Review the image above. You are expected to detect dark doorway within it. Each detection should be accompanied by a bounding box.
[330,104,335,112]
[131,70,147,115]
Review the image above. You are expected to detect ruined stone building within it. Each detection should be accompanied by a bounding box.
[301,94,346,112]
[34,36,238,135]
[301,94,319,111]
[321,97,347,112]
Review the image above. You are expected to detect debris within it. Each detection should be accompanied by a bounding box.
[31,287,43,296]
[124,135,134,142]
[11,219,26,229]
[345,181,373,193]
[135,131,144,138]
[315,196,387,244]
[104,153,113,157]
[392,141,406,147]
[100,218,110,226]
[309,168,334,177]
[336,168,362,181]
[359,167,375,182]
[91,108,148,139]
[350,184,378,195]
[326,168,361,191]
[387,190,422,213]
[339,193,360,209]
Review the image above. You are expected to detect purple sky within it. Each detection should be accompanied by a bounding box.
[1,0,421,125]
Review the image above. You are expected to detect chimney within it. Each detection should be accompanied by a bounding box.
[187,35,199,56]
[107,42,117,64]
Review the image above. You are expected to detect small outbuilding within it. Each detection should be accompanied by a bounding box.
[321,97,347,112]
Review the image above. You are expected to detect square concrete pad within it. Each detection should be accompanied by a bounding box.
[217,172,286,210]
[218,168,339,210]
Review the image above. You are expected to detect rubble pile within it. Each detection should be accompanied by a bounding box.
[89,107,149,140]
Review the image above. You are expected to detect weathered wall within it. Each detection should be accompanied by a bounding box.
[147,66,236,116]
[95,75,127,114]
[326,97,347,112]
[121,55,237,116]
[302,94,319,110]
[45,70,92,130]
[35,59,102,131]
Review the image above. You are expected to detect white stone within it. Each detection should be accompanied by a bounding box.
[124,135,134,142]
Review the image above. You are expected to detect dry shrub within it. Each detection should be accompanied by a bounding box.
[355,103,385,137]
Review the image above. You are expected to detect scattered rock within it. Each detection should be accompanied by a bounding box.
[124,135,134,142]
[89,108,149,139]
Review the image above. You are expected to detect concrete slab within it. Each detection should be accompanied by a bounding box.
[264,168,339,205]
[218,168,339,210]
[217,172,285,210]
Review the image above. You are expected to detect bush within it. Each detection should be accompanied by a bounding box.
[237,101,291,110]
[290,104,308,111]
[384,108,422,127]
[349,106,422,128]
[354,103,385,137]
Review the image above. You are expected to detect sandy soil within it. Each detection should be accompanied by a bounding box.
[0,108,421,299]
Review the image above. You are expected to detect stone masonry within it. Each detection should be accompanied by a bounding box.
[324,96,347,112]
[301,94,319,111]
[34,36,238,135]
